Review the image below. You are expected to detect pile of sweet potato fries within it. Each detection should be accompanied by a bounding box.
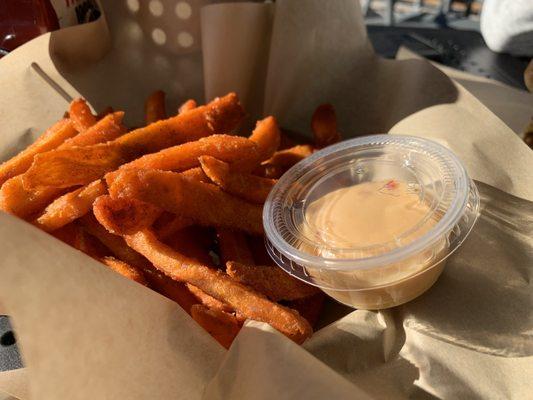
[0,92,340,348]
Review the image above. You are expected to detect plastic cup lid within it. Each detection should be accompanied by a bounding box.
[263,134,480,279]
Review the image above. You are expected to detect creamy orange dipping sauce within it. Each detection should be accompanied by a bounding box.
[305,180,436,253]
[300,179,445,309]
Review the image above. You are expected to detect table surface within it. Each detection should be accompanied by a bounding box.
[0,25,529,377]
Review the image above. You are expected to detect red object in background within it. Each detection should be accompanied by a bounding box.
[0,0,59,57]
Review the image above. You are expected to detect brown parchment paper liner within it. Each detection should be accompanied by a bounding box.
[0,0,531,399]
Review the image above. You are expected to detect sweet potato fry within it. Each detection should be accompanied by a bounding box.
[311,103,340,148]
[248,116,281,161]
[108,169,264,235]
[226,261,320,302]
[286,293,325,328]
[35,180,107,232]
[22,93,244,189]
[22,143,127,190]
[0,119,78,186]
[252,163,285,180]
[199,156,275,204]
[145,90,166,124]
[113,229,312,343]
[1,114,125,218]
[101,256,147,285]
[80,213,151,269]
[217,228,255,265]
[254,144,314,179]
[0,176,68,219]
[191,304,241,349]
[106,134,261,182]
[142,267,199,314]
[153,212,194,240]
[93,195,162,235]
[59,112,126,149]
[115,92,244,154]
[52,221,108,259]
[186,284,234,314]
[69,98,97,132]
[267,144,314,168]
[180,167,209,183]
[178,99,197,114]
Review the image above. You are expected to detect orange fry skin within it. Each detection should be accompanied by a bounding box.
[34,180,107,232]
[186,284,234,315]
[216,228,255,266]
[115,229,312,344]
[115,92,244,155]
[311,103,340,148]
[80,213,151,269]
[101,256,147,285]
[0,176,69,219]
[254,144,314,179]
[153,212,194,240]
[226,261,320,302]
[248,116,281,161]
[0,119,78,186]
[191,304,241,349]
[59,112,126,149]
[22,93,244,190]
[69,98,97,132]
[143,267,199,314]
[145,90,166,124]
[180,167,209,183]
[199,156,275,204]
[107,134,262,182]
[93,195,162,236]
[178,99,197,114]
[1,114,125,219]
[22,143,127,190]
[108,169,264,235]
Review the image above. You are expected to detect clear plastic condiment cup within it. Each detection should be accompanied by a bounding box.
[263,134,480,309]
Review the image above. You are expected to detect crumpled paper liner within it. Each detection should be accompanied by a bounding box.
[0,0,531,399]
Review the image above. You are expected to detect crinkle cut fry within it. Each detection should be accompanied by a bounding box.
[69,98,97,132]
[120,229,312,344]
[199,156,275,204]
[22,93,244,189]
[107,169,264,235]
[0,119,78,187]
